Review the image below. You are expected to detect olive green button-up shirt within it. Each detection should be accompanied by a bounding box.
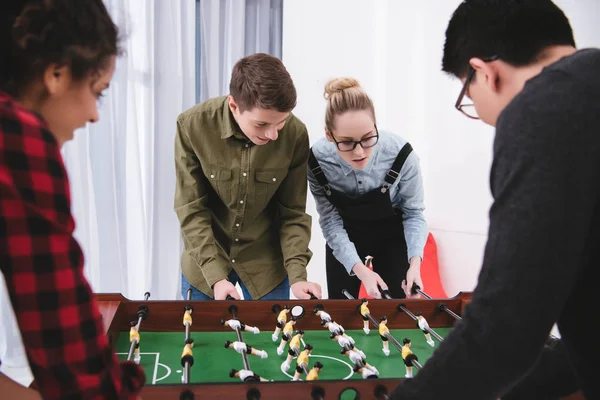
[174,96,313,299]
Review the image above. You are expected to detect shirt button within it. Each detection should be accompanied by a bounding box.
[245,144,249,148]
[240,200,244,204]
[235,238,239,242]
[210,174,215,178]
[232,259,236,263]
[236,223,240,227]
[272,178,276,182]
[358,180,362,184]
[243,172,247,177]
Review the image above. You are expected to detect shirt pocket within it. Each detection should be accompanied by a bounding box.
[254,168,287,208]
[206,165,232,203]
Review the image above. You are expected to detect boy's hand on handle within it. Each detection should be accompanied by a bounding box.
[213,279,240,300]
[291,281,323,299]
[353,262,387,299]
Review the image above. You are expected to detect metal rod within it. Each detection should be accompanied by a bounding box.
[342,288,418,367]
[381,291,444,343]
[229,306,251,371]
[127,292,150,361]
[182,289,193,384]
[439,303,463,321]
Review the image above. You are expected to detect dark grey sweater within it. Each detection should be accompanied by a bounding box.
[390,48,600,400]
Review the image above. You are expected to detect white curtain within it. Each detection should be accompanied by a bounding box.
[197,0,283,102]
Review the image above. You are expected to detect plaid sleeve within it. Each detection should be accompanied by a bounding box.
[0,94,145,399]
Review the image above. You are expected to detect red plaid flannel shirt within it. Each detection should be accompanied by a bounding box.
[0,90,145,399]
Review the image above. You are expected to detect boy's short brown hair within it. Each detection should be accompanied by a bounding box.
[229,53,297,113]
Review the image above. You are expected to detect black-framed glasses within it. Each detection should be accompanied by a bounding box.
[330,126,379,152]
[455,55,499,119]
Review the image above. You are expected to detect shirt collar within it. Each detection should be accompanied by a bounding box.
[221,97,249,141]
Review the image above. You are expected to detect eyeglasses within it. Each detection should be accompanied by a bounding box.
[330,126,379,152]
[455,55,499,119]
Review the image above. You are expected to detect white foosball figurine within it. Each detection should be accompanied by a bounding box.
[224,340,268,359]
[415,312,435,347]
[313,305,332,323]
[230,368,270,382]
[341,346,378,375]
[221,318,260,334]
[353,365,378,379]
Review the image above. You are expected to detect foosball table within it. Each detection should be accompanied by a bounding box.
[97,290,584,400]
[98,290,470,400]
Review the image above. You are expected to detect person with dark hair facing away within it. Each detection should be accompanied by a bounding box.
[390,1,599,399]
[176,53,322,301]
[0,1,145,399]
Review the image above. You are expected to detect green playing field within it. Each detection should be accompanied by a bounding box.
[116,327,451,384]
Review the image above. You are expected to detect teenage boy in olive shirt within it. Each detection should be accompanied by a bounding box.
[174,53,322,300]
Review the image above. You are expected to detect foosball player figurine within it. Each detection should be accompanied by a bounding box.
[221,318,260,334]
[379,316,390,356]
[276,318,297,355]
[313,304,332,323]
[282,330,305,371]
[353,364,379,379]
[272,305,290,342]
[341,346,379,375]
[181,339,194,366]
[322,320,353,343]
[183,304,192,327]
[360,299,370,334]
[330,332,363,357]
[229,368,271,382]
[415,311,435,347]
[224,340,268,359]
[306,361,324,381]
[129,321,141,364]
[292,344,313,381]
[401,338,418,378]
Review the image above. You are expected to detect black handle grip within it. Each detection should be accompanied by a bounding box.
[226,295,235,300]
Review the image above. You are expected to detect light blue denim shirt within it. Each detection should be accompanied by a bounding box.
[308,130,428,275]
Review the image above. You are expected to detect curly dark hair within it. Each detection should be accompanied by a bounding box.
[0,0,122,95]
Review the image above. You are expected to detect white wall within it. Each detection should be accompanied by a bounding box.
[282,0,600,298]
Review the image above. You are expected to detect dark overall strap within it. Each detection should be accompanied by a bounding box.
[383,142,413,186]
[308,148,330,187]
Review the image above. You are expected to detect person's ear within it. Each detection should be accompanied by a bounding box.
[325,128,334,142]
[469,57,500,94]
[228,95,239,115]
[43,64,70,95]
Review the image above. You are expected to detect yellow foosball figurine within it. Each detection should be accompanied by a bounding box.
[272,305,290,342]
[181,338,195,371]
[379,316,390,356]
[129,321,141,364]
[183,305,192,327]
[306,361,323,381]
[282,330,305,371]
[402,338,418,378]
[292,344,313,381]
[360,299,370,334]
[276,318,297,355]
